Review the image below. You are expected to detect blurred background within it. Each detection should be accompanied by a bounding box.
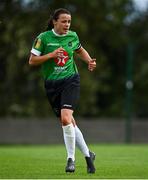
[0,0,148,144]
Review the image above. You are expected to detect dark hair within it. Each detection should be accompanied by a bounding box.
[47,8,71,30]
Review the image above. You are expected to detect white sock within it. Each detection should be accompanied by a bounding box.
[75,125,90,157]
[62,123,75,161]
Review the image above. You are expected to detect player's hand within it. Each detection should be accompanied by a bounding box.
[88,59,96,71]
[49,47,65,59]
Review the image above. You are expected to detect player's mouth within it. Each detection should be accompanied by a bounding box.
[63,28,69,34]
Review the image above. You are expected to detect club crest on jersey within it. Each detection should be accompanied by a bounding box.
[68,41,72,47]
[54,51,69,66]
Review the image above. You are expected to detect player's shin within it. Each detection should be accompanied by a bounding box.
[62,123,75,161]
[75,125,90,157]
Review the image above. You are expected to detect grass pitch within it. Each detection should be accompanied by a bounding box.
[0,144,148,179]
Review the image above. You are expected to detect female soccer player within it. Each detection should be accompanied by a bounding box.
[29,8,96,173]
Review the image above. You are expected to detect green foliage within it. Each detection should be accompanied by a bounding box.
[128,12,148,117]
[0,0,148,117]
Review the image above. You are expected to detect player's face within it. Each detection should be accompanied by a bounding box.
[53,14,71,35]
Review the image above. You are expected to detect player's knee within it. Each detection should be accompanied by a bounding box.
[61,114,71,125]
[61,110,72,125]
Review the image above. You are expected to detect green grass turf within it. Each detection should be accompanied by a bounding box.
[0,144,148,179]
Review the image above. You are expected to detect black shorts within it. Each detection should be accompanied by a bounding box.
[44,74,80,117]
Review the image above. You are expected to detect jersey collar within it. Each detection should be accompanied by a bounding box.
[52,29,68,37]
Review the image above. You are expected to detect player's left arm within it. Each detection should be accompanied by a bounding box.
[75,47,96,71]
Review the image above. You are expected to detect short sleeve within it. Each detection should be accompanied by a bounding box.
[31,34,45,56]
[73,32,82,51]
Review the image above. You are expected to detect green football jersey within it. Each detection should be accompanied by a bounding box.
[31,29,81,80]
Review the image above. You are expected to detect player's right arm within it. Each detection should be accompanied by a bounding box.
[29,34,65,66]
[29,47,65,66]
[29,53,50,66]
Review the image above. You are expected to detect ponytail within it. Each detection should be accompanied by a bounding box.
[47,15,53,31]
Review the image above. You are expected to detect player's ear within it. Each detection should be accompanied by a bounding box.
[53,20,57,26]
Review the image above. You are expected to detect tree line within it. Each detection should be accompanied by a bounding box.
[0,0,148,118]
